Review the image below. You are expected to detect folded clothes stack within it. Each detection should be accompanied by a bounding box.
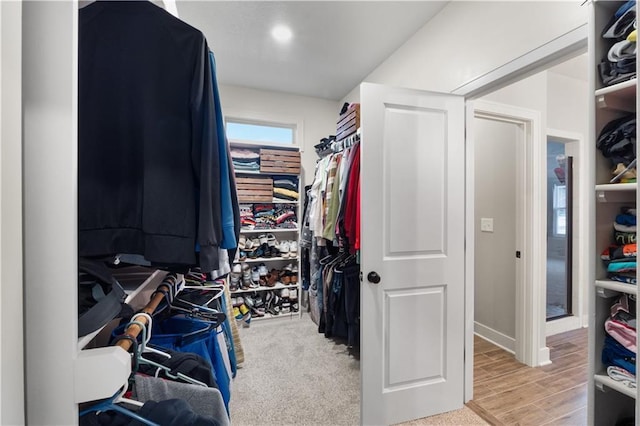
[275,204,297,229]
[598,0,637,86]
[231,148,260,172]
[240,204,255,230]
[601,207,637,284]
[253,203,277,229]
[273,176,299,202]
[602,294,637,389]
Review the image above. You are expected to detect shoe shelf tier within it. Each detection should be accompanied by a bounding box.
[231,282,300,295]
[252,311,300,321]
[240,256,298,263]
[240,228,299,234]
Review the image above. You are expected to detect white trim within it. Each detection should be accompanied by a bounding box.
[464,101,475,403]
[538,347,552,367]
[452,25,588,99]
[546,315,583,337]
[472,99,545,367]
[474,326,515,354]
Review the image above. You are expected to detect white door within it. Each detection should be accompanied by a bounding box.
[360,83,466,425]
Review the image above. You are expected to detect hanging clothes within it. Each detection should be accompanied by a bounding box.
[301,135,361,350]
[78,1,239,273]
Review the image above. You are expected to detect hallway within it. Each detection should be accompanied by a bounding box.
[469,328,588,425]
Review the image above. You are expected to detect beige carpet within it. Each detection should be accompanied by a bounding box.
[396,406,489,425]
[230,314,488,426]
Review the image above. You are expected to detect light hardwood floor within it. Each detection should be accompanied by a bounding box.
[467,328,588,425]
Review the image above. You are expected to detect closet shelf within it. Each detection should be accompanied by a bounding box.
[235,170,301,178]
[595,280,636,296]
[231,283,300,294]
[595,183,637,192]
[595,79,636,112]
[595,78,636,97]
[229,139,300,151]
[78,269,164,350]
[594,374,637,400]
[240,256,298,263]
[240,228,300,234]
[252,311,300,321]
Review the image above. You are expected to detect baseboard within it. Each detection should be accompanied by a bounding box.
[546,315,582,336]
[474,322,515,353]
[537,346,551,366]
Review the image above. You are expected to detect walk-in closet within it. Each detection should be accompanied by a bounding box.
[11,1,631,425]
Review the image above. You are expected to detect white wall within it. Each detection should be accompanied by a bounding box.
[218,84,339,186]
[0,2,24,424]
[474,119,519,346]
[342,1,586,102]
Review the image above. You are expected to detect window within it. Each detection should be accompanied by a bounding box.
[553,184,566,236]
[225,119,295,146]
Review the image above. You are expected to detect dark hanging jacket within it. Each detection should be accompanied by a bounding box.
[78,1,222,271]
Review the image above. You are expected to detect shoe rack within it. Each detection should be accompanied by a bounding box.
[588,1,638,424]
[229,141,303,321]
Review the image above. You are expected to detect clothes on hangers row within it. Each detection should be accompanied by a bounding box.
[78,1,240,274]
[299,139,361,352]
[81,273,239,426]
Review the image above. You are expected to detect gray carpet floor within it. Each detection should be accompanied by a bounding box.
[230,314,360,425]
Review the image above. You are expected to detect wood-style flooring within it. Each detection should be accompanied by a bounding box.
[467,328,588,425]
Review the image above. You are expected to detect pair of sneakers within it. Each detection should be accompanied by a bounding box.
[278,240,298,258]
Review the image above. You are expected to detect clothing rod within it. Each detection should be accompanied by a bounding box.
[115,275,176,353]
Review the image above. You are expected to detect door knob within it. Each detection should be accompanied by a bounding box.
[367,271,381,284]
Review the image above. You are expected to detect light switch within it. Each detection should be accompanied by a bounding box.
[480,218,494,232]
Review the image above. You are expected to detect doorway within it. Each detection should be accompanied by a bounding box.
[470,53,588,371]
[546,140,573,320]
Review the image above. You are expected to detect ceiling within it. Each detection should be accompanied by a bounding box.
[177,1,448,100]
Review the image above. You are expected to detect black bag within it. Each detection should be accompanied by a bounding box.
[78,258,126,337]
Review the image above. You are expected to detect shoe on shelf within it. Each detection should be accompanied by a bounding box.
[251,267,261,288]
[239,251,248,261]
[238,235,246,250]
[289,240,298,257]
[229,272,240,292]
[259,234,268,245]
[290,264,298,284]
[258,263,268,277]
[267,233,278,248]
[241,263,252,289]
[279,240,290,258]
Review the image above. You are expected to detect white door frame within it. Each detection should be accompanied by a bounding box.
[459,25,587,402]
[545,128,587,337]
[471,100,546,369]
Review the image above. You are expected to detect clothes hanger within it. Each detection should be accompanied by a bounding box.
[129,319,209,388]
[79,385,157,426]
[131,313,170,359]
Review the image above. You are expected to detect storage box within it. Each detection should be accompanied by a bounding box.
[260,149,301,174]
[336,104,360,141]
[236,176,274,203]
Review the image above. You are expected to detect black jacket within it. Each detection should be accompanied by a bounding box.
[79,1,222,271]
